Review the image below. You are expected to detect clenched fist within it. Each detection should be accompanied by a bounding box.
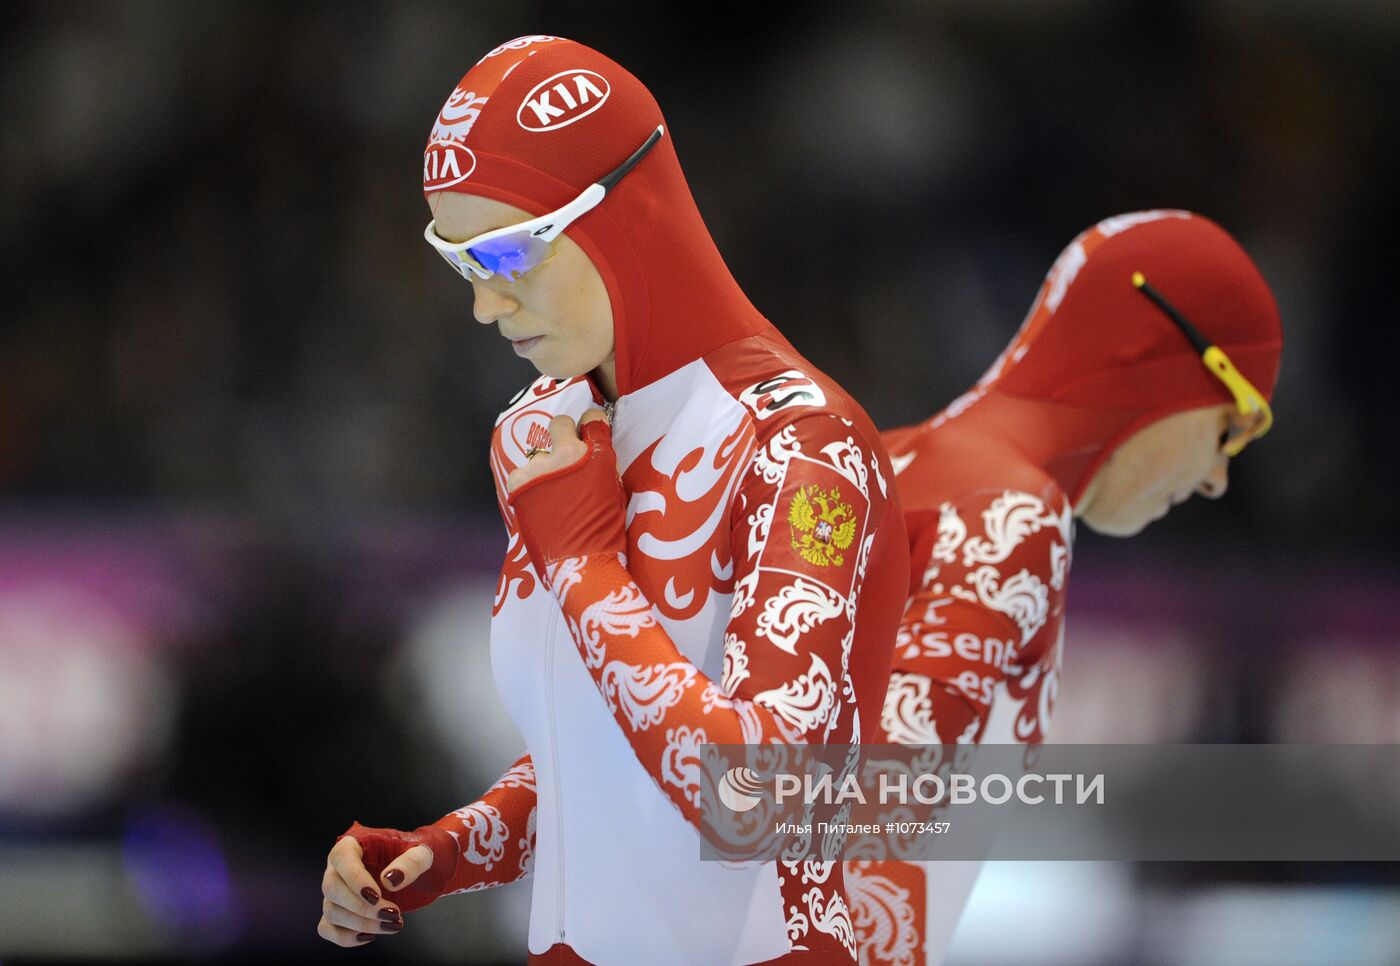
[318,822,454,946]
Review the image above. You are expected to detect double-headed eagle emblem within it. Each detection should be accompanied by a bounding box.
[787,483,858,567]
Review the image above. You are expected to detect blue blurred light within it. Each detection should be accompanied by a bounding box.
[121,803,244,949]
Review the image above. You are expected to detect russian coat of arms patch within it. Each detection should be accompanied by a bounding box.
[787,483,858,567]
[758,454,870,597]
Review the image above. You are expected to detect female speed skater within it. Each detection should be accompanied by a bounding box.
[315,36,909,964]
[846,210,1283,966]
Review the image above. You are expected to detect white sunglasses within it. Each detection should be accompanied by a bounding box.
[424,124,664,282]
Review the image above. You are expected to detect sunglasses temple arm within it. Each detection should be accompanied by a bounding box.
[597,125,664,193]
[1132,271,1274,440]
[537,126,665,243]
[535,184,606,243]
[1132,272,1212,355]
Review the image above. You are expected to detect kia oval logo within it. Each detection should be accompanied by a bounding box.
[423,142,476,190]
[517,69,611,132]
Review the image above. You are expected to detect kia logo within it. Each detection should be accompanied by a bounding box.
[517,69,611,132]
[423,142,476,190]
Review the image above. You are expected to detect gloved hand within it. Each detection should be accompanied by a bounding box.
[318,820,457,948]
[506,408,627,577]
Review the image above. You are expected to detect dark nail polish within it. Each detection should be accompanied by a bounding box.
[356,933,375,943]
[360,886,380,904]
[384,869,404,888]
[381,920,404,933]
[378,907,400,922]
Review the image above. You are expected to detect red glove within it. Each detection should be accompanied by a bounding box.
[507,416,628,577]
[337,821,457,913]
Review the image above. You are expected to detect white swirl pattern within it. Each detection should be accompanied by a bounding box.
[755,577,845,655]
[599,660,697,730]
[956,566,1050,645]
[446,801,511,870]
[961,491,1053,566]
[846,863,919,966]
[880,673,941,746]
[576,578,659,668]
[932,503,966,564]
[753,653,836,736]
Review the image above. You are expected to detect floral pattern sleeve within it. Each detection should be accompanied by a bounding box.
[425,753,538,895]
[532,412,893,961]
[882,489,1072,748]
[540,412,888,820]
[851,487,1073,966]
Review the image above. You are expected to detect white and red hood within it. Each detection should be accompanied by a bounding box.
[424,35,768,398]
[887,210,1284,505]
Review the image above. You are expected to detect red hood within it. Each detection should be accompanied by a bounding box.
[929,210,1283,504]
[423,35,767,397]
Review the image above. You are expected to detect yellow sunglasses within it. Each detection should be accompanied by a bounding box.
[1132,271,1274,457]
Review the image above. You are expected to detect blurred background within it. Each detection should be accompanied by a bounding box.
[1,1,1397,963]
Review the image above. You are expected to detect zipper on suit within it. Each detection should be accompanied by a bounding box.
[543,605,566,942]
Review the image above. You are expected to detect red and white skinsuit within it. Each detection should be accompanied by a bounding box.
[362,37,909,964]
[847,211,1283,965]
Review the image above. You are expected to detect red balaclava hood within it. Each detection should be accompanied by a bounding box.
[943,210,1283,503]
[423,35,767,396]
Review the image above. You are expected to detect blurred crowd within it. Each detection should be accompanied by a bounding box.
[3,2,1396,546]
[2,2,1398,962]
